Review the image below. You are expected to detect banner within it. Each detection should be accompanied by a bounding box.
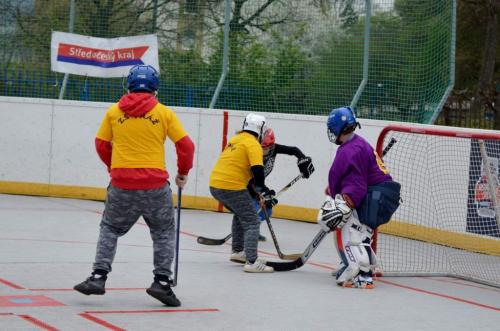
[466,140,500,238]
[51,31,159,78]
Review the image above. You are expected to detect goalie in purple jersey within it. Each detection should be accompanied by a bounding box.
[317,106,400,289]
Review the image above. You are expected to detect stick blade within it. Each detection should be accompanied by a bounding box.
[266,257,304,271]
[197,236,227,245]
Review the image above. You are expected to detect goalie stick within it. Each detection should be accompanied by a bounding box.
[197,174,304,246]
[266,137,397,271]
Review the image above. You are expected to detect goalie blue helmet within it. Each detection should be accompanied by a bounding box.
[327,106,360,144]
[127,65,159,93]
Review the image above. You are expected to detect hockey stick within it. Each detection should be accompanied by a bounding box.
[172,187,182,287]
[382,137,397,157]
[260,202,302,260]
[267,138,398,271]
[266,228,329,271]
[197,174,304,245]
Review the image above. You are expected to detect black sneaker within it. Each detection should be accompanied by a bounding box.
[146,281,181,307]
[258,234,267,242]
[74,275,106,295]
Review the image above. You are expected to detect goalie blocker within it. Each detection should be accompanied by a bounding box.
[317,194,352,232]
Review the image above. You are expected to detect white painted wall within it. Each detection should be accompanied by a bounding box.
[1,96,496,232]
[0,96,384,209]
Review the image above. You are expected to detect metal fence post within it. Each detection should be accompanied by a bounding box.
[58,0,76,100]
[209,0,231,109]
[350,0,371,110]
[429,0,456,124]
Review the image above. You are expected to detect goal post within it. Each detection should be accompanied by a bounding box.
[374,124,500,288]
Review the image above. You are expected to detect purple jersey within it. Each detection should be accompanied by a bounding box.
[328,134,392,207]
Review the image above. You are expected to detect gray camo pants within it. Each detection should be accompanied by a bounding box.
[210,187,260,262]
[93,184,176,278]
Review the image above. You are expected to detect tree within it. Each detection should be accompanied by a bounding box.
[340,0,358,30]
[447,0,499,128]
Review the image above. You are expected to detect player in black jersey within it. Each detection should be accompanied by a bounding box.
[248,128,315,241]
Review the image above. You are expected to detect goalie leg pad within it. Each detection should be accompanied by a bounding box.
[334,214,376,284]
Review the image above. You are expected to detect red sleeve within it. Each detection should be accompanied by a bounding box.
[175,135,195,175]
[95,137,112,171]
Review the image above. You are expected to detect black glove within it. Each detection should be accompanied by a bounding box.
[297,156,315,179]
[262,189,278,209]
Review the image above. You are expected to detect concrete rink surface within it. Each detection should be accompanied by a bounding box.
[0,194,499,331]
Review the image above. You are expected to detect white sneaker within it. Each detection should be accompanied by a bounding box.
[243,259,274,273]
[230,251,246,264]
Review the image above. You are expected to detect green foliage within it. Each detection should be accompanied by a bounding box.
[309,27,363,113]
[340,0,359,30]
[208,28,310,112]
[0,0,460,125]
[159,48,209,86]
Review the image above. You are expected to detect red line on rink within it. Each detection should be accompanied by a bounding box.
[0,278,24,289]
[18,314,59,331]
[422,277,500,293]
[29,287,146,292]
[0,237,149,248]
[377,279,500,312]
[305,261,335,270]
[79,308,219,331]
[86,308,220,314]
[79,313,125,331]
[180,230,199,238]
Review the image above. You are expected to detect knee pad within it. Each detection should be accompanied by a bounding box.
[334,216,377,283]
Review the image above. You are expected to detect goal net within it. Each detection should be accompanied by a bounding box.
[374,124,500,288]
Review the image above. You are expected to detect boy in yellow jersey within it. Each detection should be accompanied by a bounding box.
[74,65,195,306]
[210,114,275,273]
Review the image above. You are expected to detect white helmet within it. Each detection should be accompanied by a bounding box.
[242,113,267,142]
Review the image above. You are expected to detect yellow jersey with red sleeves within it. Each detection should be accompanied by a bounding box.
[96,102,187,170]
[209,131,263,190]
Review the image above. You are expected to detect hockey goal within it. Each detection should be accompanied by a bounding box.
[374,124,500,288]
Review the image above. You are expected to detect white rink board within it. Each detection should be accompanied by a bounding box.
[0,98,53,183]
[0,95,494,231]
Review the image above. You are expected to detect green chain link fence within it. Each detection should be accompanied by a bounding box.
[0,0,454,123]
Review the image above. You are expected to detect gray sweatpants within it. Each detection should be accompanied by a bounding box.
[93,184,176,278]
[210,187,260,262]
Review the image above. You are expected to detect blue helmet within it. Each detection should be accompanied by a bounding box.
[126,65,159,93]
[327,107,360,144]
